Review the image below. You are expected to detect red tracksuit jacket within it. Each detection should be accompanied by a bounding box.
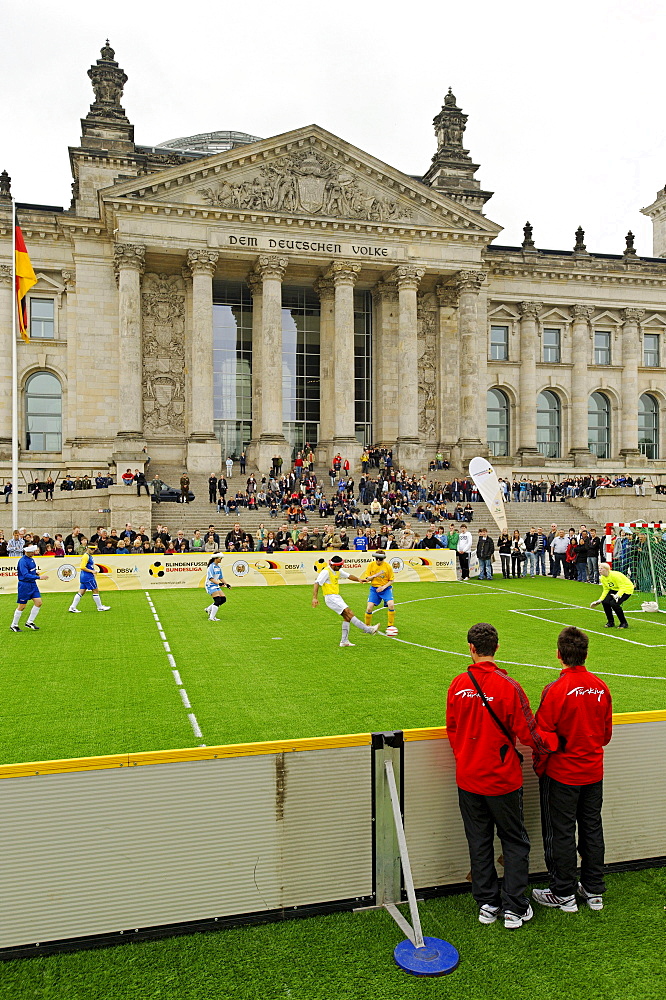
[534,665,612,785]
[446,661,558,796]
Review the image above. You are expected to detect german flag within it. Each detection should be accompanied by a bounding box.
[15,222,37,343]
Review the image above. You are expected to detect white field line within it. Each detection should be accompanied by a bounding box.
[509,609,666,649]
[144,593,205,746]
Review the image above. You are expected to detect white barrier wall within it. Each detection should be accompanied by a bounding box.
[1,714,664,955]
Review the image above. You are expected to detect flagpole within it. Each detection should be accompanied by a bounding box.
[11,198,19,532]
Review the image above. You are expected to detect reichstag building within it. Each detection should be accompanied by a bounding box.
[3,42,666,476]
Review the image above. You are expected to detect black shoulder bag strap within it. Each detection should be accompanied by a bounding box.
[467,669,523,762]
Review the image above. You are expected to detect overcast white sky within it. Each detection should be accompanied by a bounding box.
[2,0,665,256]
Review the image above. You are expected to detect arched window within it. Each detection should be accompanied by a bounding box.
[25,372,62,452]
[537,390,561,458]
[487,388,509,457]
[639,393,659,460]
[588,391,610,459]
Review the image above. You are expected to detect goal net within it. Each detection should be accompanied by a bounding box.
[605,522,666,610]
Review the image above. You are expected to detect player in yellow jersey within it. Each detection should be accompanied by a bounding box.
[312,555,380,647]
[361,550,397,633]
[68,544,111,613]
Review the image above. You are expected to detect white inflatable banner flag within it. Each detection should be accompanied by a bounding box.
[469,457,508,535]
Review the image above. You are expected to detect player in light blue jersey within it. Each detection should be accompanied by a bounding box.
[204,555,231,621]
[68,545,111,613]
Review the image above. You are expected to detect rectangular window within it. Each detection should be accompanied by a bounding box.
[30,298,55,339]
[644,333,660,368]
[594,330,611,366]
[543,328,561,363]
[490,325,508,361]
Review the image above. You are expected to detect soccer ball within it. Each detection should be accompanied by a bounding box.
[385,626,399,636]
[149,561,165,578]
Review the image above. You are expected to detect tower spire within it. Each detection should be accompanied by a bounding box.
[80,41,134,150]
[422,88,492,212]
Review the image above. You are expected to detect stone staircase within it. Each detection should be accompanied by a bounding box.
[149,466,603,543]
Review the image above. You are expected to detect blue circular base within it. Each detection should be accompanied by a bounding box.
[393,936,459,977]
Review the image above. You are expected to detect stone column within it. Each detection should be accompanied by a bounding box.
[185,249,220,473]
[621,308,644,464]
[569,304,593,466]
[372,278,399,448]
[517,300,543,465]
[113,244,145,462]
[393,265,425,470]
[455,270,487,463]
[246,271,263,466]
[314,275,335,465]
[436,282,459,466]
[251,254,290,473]
[0,265,12,458]
[326,261,363,469]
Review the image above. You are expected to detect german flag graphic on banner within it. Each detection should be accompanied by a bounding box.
[15,223,37,343]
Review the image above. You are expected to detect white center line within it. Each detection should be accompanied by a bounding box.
[172,669,182,685]
[145,593,205,746]
[179,688,192,708]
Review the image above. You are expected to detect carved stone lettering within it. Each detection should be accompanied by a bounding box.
[199,150,412,223]
[142,273,186,435]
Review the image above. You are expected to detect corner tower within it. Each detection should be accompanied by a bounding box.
[641,183,666,257]
[422,88,493,213]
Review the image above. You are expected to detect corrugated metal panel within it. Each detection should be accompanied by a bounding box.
[405,721,666,890]
[0,748,371,949]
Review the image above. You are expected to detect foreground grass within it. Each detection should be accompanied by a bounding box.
[2,868,664,1000]
[2,577,666,764]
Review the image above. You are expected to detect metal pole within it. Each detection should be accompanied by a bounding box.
[646,525,660,608]
[11,198,19,533]
[384,759,424,949]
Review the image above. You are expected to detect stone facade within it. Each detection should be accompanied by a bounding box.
[2,45,666,481]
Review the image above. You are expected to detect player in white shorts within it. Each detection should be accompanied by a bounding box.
[312,555,380,647]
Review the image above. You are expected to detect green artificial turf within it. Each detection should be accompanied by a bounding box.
[1,867,664,1000]
[3,577,666,765]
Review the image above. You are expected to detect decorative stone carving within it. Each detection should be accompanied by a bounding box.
[61,269,75,291]
[314,276,335,299]
[253,255,288,282]
[433,89,468,150]
[455,270,486,294]
[518,301,542,318]
[622,308,645,324]
[199,149,412,223]
[393,265,425,291]
[325,261,361,285]
[522,221,536,251]
[435,282,457,307]
[572,304,593,322]
[0,264,12,284]
[417,292,438,439]
[186,248,219,276]
[141,273,186,436]
[624,230,637,258]
[573,226,588,255]
[113,243,145,276]
[374,279,399,302]
[87,41,128,118]
[0,170,11,199]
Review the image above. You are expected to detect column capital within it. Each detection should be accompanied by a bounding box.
[392,264,425,290]
[0,264,12,284]
[455,269,486,294]
[518,300,542,318]
[374,278,399,302]
[254,254,288,281]
[314,275,336,300]
[435,282,458,307]
[113,243,145,276]
[186,248,219,277]
[622,307,645,324]
[571,304,593,322]
[247,270,263,297]
[325,260,361,286]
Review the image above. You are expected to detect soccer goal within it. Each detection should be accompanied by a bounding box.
[606,522,666,611]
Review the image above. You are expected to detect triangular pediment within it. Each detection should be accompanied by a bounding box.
[102,125,501,237]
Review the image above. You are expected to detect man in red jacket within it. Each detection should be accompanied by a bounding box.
[446,622,558,930]
[532,626,612,913]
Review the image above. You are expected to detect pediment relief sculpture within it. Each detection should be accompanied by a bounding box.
[198,150,413,223]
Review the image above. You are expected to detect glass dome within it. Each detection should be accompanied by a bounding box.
[156,130,262,156]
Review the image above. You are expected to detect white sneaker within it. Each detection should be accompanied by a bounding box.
[370,624,380,635]
[532,888,578,912]
[504,904,533,929]
[339,640,356,647]
[478,903,500,925]
[68,607,82,613]
[577,882,603,910]
[97,605,111,612]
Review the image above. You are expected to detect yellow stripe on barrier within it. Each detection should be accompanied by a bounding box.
[0,732,373,779]
[610,709,666,726]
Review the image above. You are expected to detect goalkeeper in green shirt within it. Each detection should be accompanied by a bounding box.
[590,563,635,628]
